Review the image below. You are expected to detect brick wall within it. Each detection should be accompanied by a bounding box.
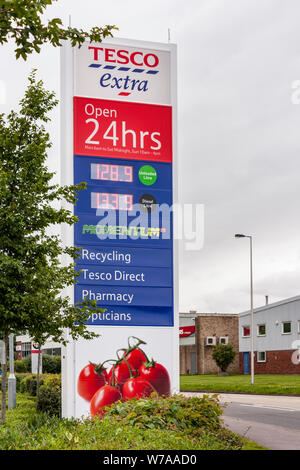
[180,345,196,374]
[239,350,300,374]
[195,315,239,374]
[239,352,243,374]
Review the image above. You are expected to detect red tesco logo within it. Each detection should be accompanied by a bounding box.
[88,47,159,68]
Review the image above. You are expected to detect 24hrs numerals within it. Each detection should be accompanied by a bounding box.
[85,119,161,150]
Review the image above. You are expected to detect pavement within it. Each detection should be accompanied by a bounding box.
[182,392,300,450]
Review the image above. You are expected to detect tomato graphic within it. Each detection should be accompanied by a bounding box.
[122,347,148,372]
[107,359,135,391]
[122,377,157,401]
[139,361,171,397]
[90,385,122,417]
[77,363,108,402]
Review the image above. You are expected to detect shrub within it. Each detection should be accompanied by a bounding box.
[23,355,31,371]
[105,394,224,432]
[18,373,61,397]
[41,374,61,391]
[42,354,61,374]
[13,354,61,374]
[54,355,61,373]
[15,373,30,392]
[212,343,236,373]
[36,387,61,417]
[19,374,40,396]
[36,374,61,417]
[14,360,28,373]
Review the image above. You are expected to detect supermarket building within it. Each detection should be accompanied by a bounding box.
[180,311,239,375]
[239,295,300,374]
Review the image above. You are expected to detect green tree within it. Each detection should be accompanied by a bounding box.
[212,343,236,374]
[0,0,117,60]
[0,71,104,423]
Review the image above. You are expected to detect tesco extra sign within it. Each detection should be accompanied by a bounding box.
[74,42,170,105]
[88,46,159,68]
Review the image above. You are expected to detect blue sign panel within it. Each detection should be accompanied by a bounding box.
[77,265,172,287]
[78,245,172,267]
[86,306,173,327]
[74,154,173,326]
[75,285,173,307]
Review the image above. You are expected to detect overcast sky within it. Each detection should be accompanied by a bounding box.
[1,0,300,314]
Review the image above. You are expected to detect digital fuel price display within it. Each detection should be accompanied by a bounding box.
[91,163,133,183]
[75,156,173,241]
[91,191,134,211]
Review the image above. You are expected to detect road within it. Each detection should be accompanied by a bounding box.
[182,392,300,450]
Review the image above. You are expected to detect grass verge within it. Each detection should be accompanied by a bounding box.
[180,374,300,395]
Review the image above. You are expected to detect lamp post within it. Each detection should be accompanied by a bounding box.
[235,234,254,386]
[7,334,16,408]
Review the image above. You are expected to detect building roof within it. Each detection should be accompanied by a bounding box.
[239,294,300,318]
[180,312,237,317]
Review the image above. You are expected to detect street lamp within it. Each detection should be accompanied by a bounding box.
[8,334,16,408]
[235,233,254,386]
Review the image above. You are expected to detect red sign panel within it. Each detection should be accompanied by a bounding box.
[73,97,172,162]
[179,326,195,338]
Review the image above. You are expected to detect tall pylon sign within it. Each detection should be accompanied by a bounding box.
[61,38,178,418]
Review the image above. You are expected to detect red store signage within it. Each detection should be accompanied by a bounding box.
[73,97,172,163]
[179,326,195,338]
